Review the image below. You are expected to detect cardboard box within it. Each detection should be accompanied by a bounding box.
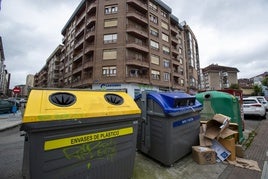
[199,125,212,146]
[235,144,245,158]
[192,146,216,165]
[199,133,212,146]
[211,140,231,161]
[205,114,230,139]
[219,137,236,161]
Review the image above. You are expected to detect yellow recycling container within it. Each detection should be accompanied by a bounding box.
[21,88,141,179]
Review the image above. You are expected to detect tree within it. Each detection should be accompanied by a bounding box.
[262,77,268,86]
[251,84,263,96]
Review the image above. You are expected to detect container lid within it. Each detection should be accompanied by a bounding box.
[145,91,202,116]
[22,89,141,123]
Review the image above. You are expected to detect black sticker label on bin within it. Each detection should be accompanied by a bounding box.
[172,115,200,128]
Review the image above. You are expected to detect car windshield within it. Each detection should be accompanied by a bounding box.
[243,99,257,104]
[257,98,266,103]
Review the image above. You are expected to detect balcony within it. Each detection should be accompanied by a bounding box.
[85,44,94,53]
[171,36,178,45]
[74,37,84,50]
[87,2,97,14]
[71,80,83,88]
[127,10,148,26]
[127,0,147,12]
[170,25,178,35]
[126,57,149,67]
[75,26,84,38]
[83,60,93,68]
[76,12,86,26]
[126,40,149,53]
[73,50,83,62]
[125,74,150,84]
[172,47,179,56]
[126,24,148,39]
[87,16,96,26]
[72,66,83,74]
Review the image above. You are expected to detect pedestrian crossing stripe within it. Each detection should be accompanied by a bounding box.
[44,127,133,151]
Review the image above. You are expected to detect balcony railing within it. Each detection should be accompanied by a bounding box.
[87,2,97,14]
[126,24,148,39]
[126,57,149,67]
[127,10,148,25]
[126,40,149,53]
[85,44,94,53]
[127,0,147,12]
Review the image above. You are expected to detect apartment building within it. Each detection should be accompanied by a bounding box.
[46,45,62,88]
[0,36,10,97]
[201,64,239,90]
[183,23,200,91]
[34,0,200,98]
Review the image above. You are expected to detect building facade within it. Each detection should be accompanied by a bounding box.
[0,36,10,97]
[34,0,201,98]
[182,22,200,91]
[46,45,62,88]
[201,64,239,90]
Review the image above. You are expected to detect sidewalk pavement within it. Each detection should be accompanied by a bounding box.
[0,111,22,131]
[0,112,267,178]
[219,118,268,179]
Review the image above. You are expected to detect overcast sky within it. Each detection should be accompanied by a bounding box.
[0,0,268,88]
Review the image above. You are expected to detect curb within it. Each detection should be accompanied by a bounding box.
[0,121,22,132]
[262,161,268,179]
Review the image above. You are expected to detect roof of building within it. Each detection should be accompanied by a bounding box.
[202,64,239,73]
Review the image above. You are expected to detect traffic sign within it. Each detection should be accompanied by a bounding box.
[13,87,21,94]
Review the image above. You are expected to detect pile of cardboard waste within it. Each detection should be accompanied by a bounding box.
[192,114,261,171]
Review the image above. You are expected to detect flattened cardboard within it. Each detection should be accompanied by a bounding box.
[192,146,216,165]
[219,137,236,161]
[235,144,245,158]
[211,139,231,161]
[199,124,212,146]
[199,134,212,146]
[219,128,238,139]
[228,157,261,171]
[205,114,230,139]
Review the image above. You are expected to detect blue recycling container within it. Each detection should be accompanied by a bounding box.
[135,91,203,166]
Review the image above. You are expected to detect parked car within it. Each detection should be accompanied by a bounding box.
[243,97,266,119]
[4,99,21,108]
[0,99,14,114]
[252,96,268,111]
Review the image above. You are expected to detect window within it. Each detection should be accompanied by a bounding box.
[104,33,117,43]
[102,66,117,76]
[179,57,183,64]
[105,5,118,14]
[162,33,169,42]
[104,19,118,28]
[150,26,158,37]
[178,38,182,44]
[180,79,184,86]
[163,59,170,68]
[151,70,160,80]
[161,10,167,18]
[151,54,160,65]
[103,49,117,60]
[164,72,170,81]
[161,21,169,30]
[149,14,158,24]
[150,40,159,50]
[149,2,157,11]
[162,46,170,55]
[179,48,182,54]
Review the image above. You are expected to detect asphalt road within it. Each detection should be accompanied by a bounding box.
[0,116,263,179]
